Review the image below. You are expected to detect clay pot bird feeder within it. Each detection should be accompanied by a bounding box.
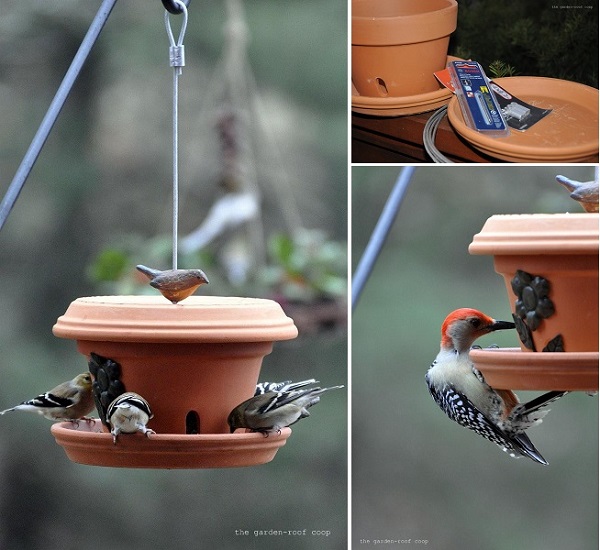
[50,295,298,468]
[468,212,598,392]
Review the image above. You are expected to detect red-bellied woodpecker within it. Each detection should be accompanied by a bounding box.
[426,308,567,465]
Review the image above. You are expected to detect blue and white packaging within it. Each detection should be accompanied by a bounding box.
[448,60,510,137]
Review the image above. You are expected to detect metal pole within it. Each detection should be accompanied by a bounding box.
[351,166,416,311]
[0,0,119,232]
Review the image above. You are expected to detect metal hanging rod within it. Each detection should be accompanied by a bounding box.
[0,0,190,233]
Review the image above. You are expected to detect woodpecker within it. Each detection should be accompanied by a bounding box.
[426,308,567,465]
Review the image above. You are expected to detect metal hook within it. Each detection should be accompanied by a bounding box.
[162,0,191,15]
[165,0,188,49]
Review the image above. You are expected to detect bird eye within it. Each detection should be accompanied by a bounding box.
[469,318,482,328]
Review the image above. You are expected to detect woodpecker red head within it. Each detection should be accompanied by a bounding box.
[441,308,515,353]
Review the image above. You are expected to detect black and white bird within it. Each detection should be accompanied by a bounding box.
[106,392,155,444]
[228,382,344,435]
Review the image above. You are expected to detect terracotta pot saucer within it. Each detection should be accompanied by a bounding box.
[51,420,291,469]
[470,347,598,392]
[448,77,599,162]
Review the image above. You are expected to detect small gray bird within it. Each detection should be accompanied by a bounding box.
[556,175,599,212]
[107,392,155,444]
[136,264,209,304]
[228,382,344,435]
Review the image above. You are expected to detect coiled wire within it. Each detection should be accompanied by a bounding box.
[423,105,454,163]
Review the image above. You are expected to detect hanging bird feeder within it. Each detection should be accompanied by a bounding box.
[51,296,296,468]
[468,175,599,392]
[1,0,305,468]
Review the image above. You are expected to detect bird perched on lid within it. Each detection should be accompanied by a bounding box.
[106,392,155,444]
[228,382,344,435]
[0,373,95,423]
[136,264,209,304]
[556,174,599,212]
[426,308,567,465]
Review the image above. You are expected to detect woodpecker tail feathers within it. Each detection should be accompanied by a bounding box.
[506,391,568,433]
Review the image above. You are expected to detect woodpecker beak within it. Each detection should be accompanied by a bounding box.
[487,320,515,332]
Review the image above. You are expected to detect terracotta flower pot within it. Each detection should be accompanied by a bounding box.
[352,0,457,98]
[468,213,599,391]
[50,295,298,468]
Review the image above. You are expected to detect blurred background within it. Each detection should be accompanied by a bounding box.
[451,0,597,85]
[0,0,347,548]
[352,166,598,550]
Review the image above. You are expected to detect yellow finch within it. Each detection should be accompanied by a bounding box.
[0,373,95,422]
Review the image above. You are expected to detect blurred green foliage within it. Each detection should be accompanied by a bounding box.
[452,0,598,87]
[87,228,347,304]
[262,230,347,303]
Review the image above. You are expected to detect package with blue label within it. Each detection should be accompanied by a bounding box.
[447,60,509,137]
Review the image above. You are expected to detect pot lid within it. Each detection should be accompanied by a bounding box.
[469,213,599,255]
[53,296,298,343]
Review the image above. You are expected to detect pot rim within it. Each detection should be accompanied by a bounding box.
[469,213,599,255]
[53,295,298,343]
[352,0,457,46]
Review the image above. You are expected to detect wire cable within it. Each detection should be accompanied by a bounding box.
[423,105,454,163]
[165,0,188,269]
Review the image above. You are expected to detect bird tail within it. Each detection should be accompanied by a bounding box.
[511,432,549,465]
[507,391,568,432]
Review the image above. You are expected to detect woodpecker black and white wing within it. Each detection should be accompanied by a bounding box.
[425,379,548,465]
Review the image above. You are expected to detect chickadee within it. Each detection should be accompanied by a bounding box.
[106,392,155,444]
